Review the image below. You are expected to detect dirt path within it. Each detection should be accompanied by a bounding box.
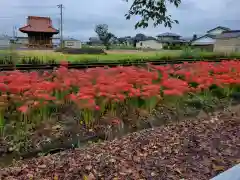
[1,111,240,180]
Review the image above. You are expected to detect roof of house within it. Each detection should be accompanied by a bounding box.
[63,38,80,41]
[139,38,186,43]
[19,16,59,34]
[206,26,231,33]
[191,34,217,42]
[180,37,193,42]
[215,30,240,39]
[156,32,181,37]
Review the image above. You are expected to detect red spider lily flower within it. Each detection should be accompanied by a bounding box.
[163,89,183,96]
[60,60,68,68]
[0,83,7,92]
[95,105,100,110]
[18,105,29,114]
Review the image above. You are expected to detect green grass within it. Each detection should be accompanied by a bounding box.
[0,49,240,65]
[0,50,183,63]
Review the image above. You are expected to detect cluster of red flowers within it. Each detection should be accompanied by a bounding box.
[0,60,239,117]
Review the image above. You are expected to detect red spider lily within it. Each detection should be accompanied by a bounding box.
[60,60,68,68]
[163,89,184,96]
[18,105,29,114]
[1,60,240,123]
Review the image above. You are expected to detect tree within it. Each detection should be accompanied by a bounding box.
[192,34,197,41]
[95,24,114,50]
[134,33,146,41]
[125,0,181,29]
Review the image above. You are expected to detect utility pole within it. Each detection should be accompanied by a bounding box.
[12,26,15,38]
[57,4,63,49]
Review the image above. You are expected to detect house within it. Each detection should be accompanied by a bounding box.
[88,37,102,46]
[156,32,187,46]
[52,37,61,48]
[12,37,28,45]
[191,26,231,51]
[206,26,231,36]
[19,16,59,48]
[136,37,163,49]
[0,36,10,49]
[214,30,240,53]
[63,38,81,49]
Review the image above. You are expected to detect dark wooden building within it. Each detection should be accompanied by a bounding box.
[19,16,59,48]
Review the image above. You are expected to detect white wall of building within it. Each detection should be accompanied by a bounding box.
[64,40,81,48]
[136,40,163,49]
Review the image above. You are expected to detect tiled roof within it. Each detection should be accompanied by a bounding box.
[19,16,59,33]
[158,39,186,43]
[215,30,240,39]
[207,26,231,33]
[157,32,181,37]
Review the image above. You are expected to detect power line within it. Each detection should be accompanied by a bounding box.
[12,5,58,9]
[0,14,60,19]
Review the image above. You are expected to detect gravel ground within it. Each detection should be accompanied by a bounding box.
[1,112,240,180]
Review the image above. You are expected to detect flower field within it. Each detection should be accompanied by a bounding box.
[0,60,240,158]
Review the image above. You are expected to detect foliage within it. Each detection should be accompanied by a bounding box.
[1,50,240,65]
[95,24,114,50]
[0,60,240,155]
[192,34,197,41]
[125,0,181,29]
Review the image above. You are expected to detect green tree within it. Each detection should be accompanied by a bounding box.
[192,34,197,41]
[95,24,114,50]
[125,0,181,29]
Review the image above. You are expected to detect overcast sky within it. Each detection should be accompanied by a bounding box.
[0,0,239,41]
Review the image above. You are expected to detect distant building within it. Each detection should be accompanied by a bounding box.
[136,37,163,49]
[214,30,240,53]
[19,16,59,48]
[136,33,187,50]
[63,38,81,49]
[0,36,10,49]
[191,26,231,51]
[156,32,186,45]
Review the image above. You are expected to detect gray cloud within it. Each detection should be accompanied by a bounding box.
[0,0,239,41]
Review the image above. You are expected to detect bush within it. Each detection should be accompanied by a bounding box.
[55,48,107,55]
[0,50,19,65]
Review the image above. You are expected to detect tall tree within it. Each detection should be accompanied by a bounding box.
[125,0,181,29]
[95,24,114,50]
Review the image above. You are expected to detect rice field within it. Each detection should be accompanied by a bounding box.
[16,49,183,62]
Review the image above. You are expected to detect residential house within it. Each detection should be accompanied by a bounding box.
[191,26,231,51]
[118,36,133,46]
[63,38,81,49]
[136,37,163,49]
[214,30,240,53]
[88,37,102,46]
[13,36,29,45]
[136,32,187,50]
[156,32,187,46]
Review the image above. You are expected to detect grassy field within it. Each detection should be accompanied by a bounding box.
[16,49,183,62]
[0,48,240,64]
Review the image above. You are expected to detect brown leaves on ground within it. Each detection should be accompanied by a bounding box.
[1,113,240,180]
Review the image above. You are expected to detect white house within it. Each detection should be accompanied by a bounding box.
[191,26,231,51]
[136,39,163,49]
[206,26,230,36]
[0,36,10,49]
[63,38,81,49]
[191,35,216,45]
